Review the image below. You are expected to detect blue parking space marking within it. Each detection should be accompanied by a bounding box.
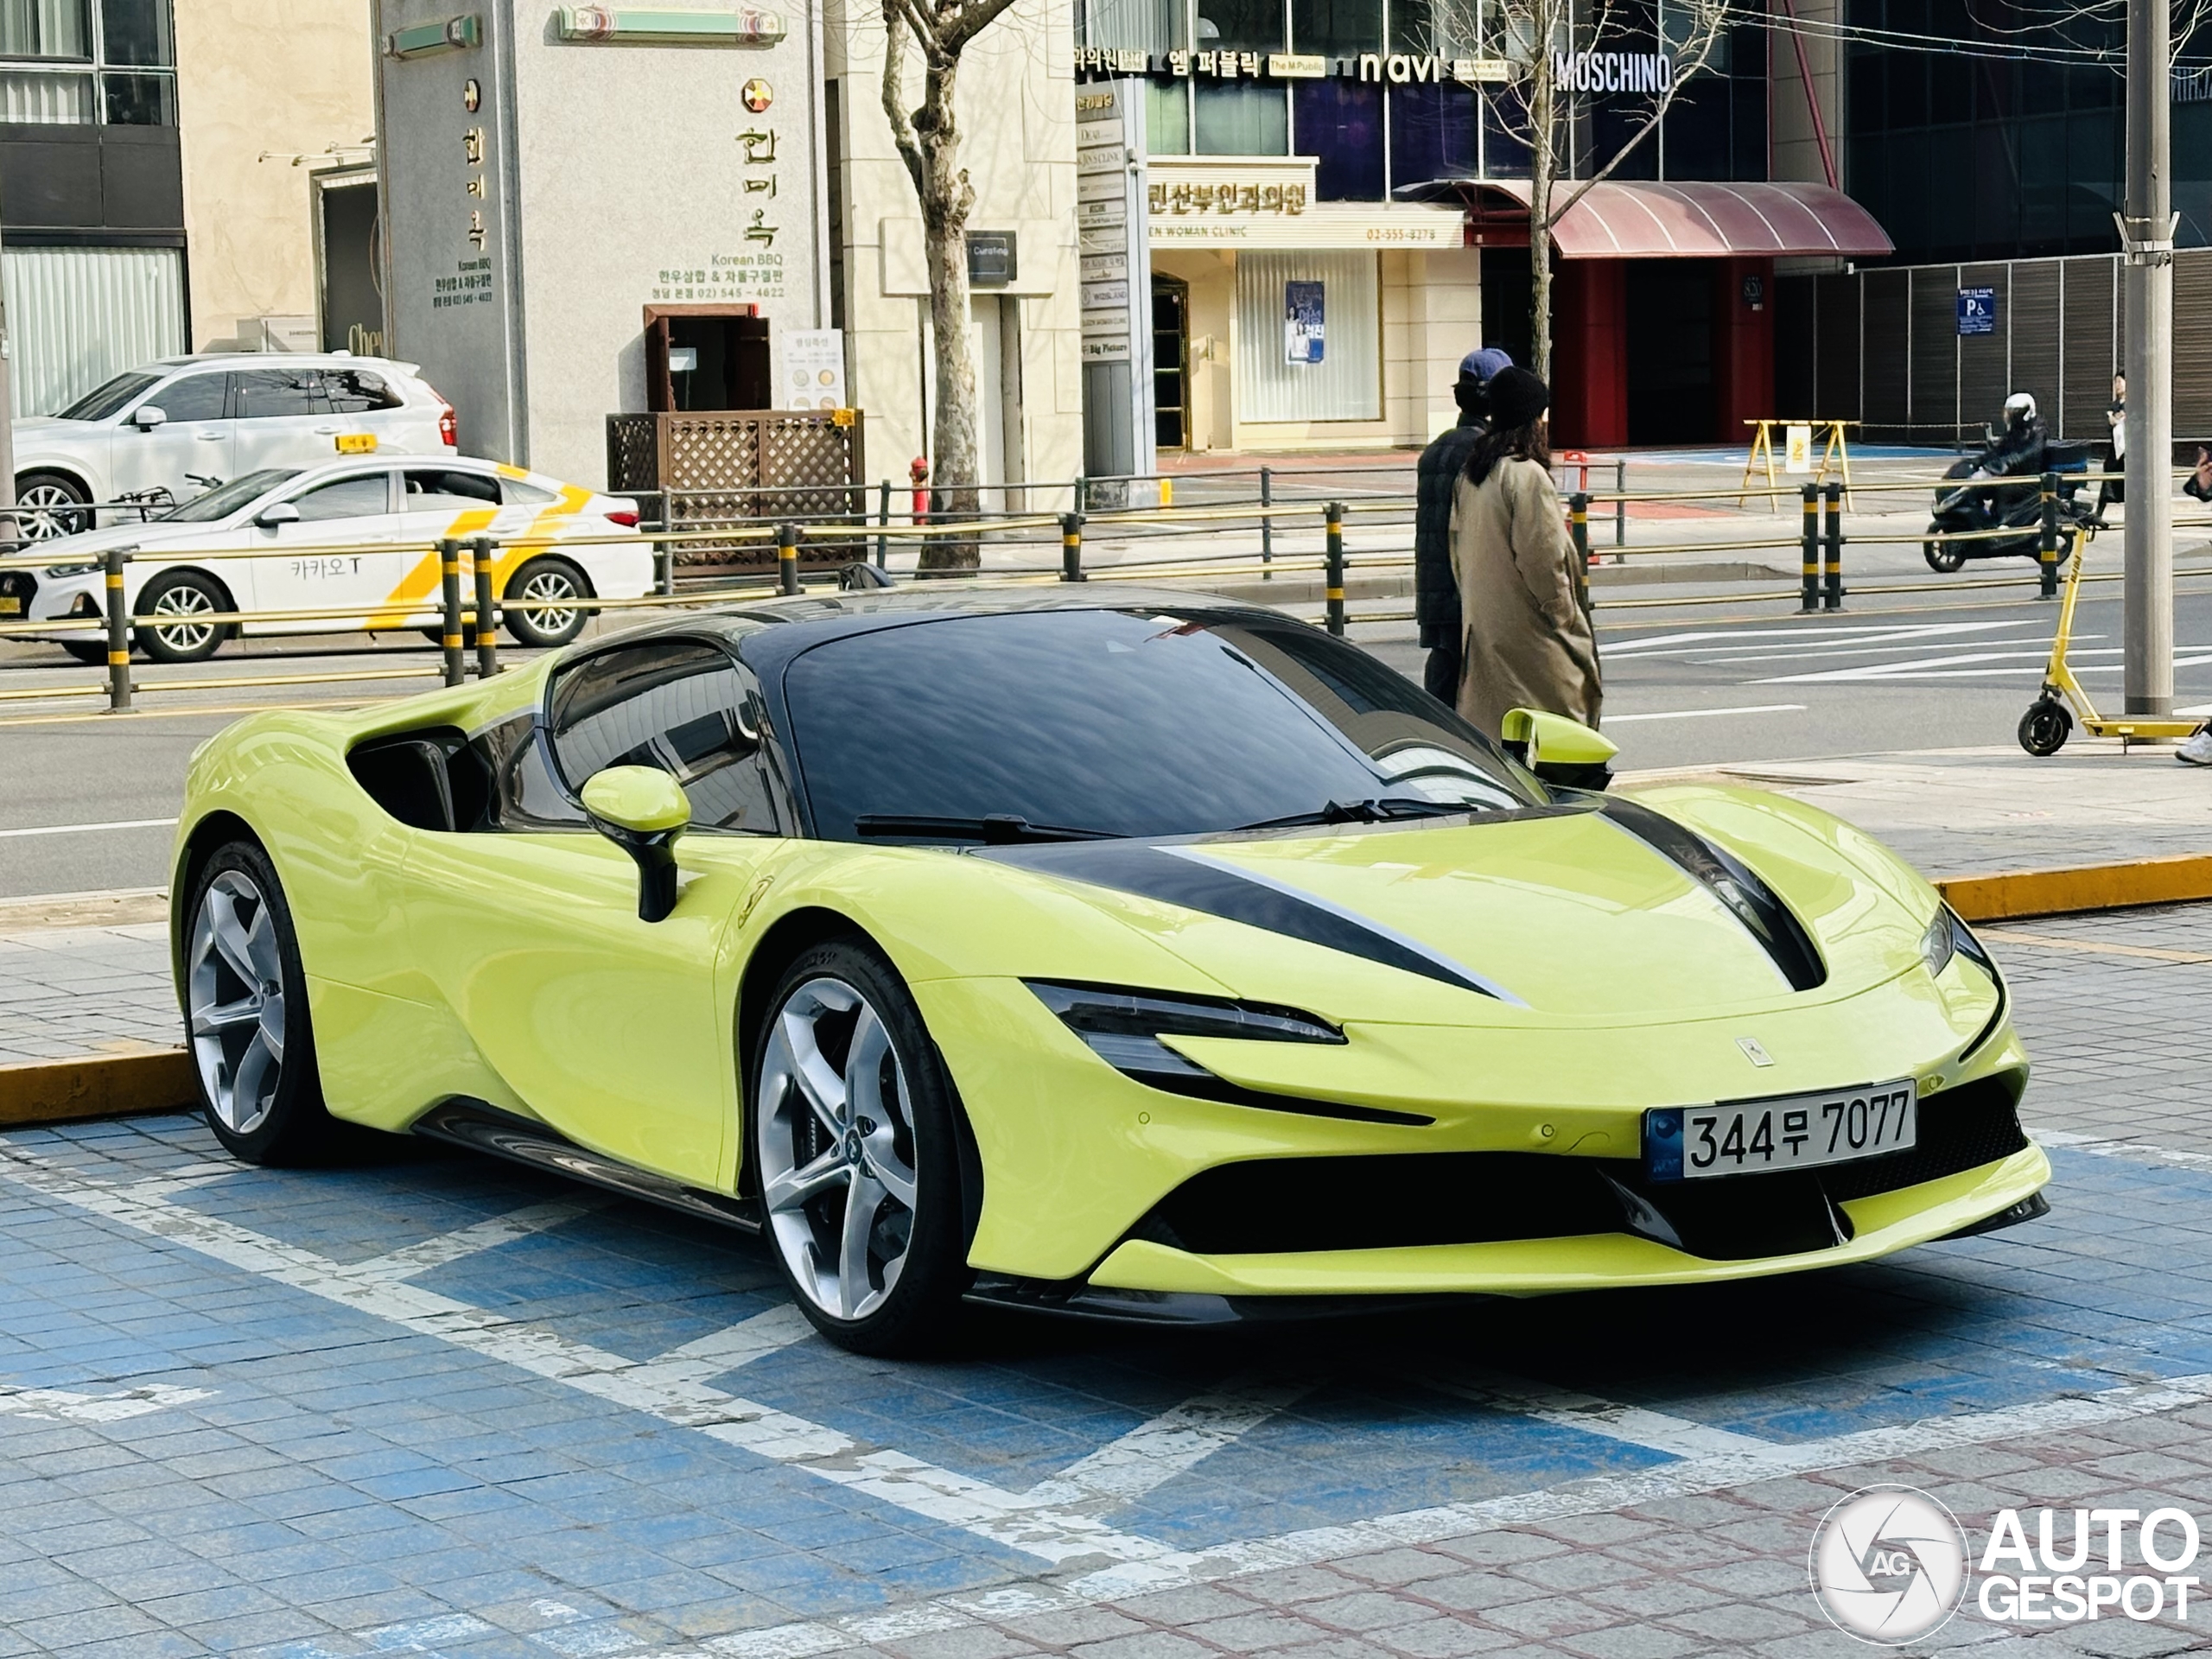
[7,1119,2212,1649]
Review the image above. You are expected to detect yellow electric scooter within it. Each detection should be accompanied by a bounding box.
[2018,527,2202,754]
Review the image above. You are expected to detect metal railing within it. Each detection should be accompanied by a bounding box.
[3,462,2207,717]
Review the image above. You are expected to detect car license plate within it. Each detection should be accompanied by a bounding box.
[0,596,17,614]
[1644,1081,1916,1181]
[334,432,378,454]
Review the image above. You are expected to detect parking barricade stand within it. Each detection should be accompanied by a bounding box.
[1800,483,1820,613]
[438,538,466,689]
[470,535,499,678]
[778,522,801,595]
[1325,502,1346,637]
[2038,473,2061,600]
[104,544,130,712]
[1823,480,1844,612]
[1570,490,1591,570]
[1059,513,1085,582]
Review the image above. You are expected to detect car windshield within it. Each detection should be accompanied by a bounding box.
[55,372,162,423]
[156,470,302,524]
[784,608,1540,842]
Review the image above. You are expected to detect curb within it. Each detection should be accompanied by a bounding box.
[1937,852,2212,924]
[2,855,2207,1134]
[0,1049,196,1128]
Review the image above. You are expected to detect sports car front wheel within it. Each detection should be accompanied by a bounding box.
[184,841,345,1165]
[751,940,970,1354]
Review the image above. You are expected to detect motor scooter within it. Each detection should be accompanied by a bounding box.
[1923,430,2094,572]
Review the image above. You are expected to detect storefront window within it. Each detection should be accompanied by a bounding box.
[1291,0,1379,58]
[1195,80,1287,152]
[1234,251,1381,423]
[1194,0,1281,52]
[1147,79,1190,153]
[99,0,168,64]
[0,0,172,124]
[0,0,90,57]
[1388,0,1475,57]
[1294,78,1382,199]
[0,67,90,119]
[1390,82,1479,188]
[1087,0,1184,51]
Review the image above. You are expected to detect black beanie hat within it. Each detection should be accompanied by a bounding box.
[1485,365,1549,431]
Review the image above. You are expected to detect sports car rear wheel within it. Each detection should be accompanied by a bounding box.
[185,842,342,1165]
[752,940,969,1354]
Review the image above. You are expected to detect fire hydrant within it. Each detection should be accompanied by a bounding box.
[909,455,931,524]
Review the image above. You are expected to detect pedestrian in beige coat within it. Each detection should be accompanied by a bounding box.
[1446,365,1603,741]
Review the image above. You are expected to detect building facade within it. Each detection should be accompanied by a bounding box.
[0,0,375,417]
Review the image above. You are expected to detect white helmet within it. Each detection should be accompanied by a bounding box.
[2005,391,2037,424]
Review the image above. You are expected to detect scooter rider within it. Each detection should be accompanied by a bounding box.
[1981,392,2049,480]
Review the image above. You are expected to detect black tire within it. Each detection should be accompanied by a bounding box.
[59,639,106,666]
[1924,528,1966,574]
[2018,699,2072,758]
[181,840,345,1165]
[748,938,972,1355]
[502,556,593,648]
[16,471,92,540]
[135,569,233,663]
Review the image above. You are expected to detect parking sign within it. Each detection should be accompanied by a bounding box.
[1957,287,1997,336]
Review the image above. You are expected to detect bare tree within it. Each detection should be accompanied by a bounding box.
[1442,0,1731,379]
[880,0,1022,569]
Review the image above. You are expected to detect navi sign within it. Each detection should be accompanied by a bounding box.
[1957,287,1997,336]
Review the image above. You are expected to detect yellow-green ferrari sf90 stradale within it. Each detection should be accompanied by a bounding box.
[173,588,2048,1353]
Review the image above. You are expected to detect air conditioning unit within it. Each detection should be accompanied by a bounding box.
[238,315,319,352]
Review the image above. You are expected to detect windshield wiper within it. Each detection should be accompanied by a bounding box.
[853,813,1122,844]
[1229,797,1473,832]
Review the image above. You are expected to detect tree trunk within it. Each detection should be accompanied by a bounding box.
[912,56,981,572]
[1527,42,1555,387]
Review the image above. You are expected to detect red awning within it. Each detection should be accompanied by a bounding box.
[1467,180,1893,259]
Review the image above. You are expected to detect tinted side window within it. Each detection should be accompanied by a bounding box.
[290,474,391,522]
[501,477,558,505]
[232,369,323,418]
[550,639,782,833]
[402,467,500,511]
[150,372,227,421]
[322,369,403,413]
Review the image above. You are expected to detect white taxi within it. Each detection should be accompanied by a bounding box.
[6,457,649,663]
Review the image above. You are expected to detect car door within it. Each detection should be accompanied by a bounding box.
[401,638,785,1188]
[240,468,402,633]
[388,465,505,629]
[105,370,233,506]
[229,365,358,475]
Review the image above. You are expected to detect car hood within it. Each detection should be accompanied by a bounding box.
[10,416,99,443]
[975,793,1930,1026]
[26,521,199,564]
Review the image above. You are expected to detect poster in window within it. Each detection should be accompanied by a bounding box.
[1284,280,1325,365]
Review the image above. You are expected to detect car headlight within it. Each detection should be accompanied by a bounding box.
[1921,906,1956,978]
[1025,980,1427,1126]
[1923,903,1997,982]
[42,562,99,578]
[1027,981,1342,1087]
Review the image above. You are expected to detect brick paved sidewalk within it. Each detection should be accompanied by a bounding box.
[2,906,2211,1658]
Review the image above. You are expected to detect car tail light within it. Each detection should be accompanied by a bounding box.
[606,510,639,527]
[431,394,458,448]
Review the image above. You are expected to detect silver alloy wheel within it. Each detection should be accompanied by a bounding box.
[150,582,218,654]
[514,566,582,636]
[16,482,83,540]
[187,870,287,1135]
[756,975,921,1322]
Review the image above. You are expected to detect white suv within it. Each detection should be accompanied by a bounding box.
[11,353,458,541]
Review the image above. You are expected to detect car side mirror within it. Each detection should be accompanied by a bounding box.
[253,501,302,529]
[1500,707,1618,790]
[132,404,168,429]
[582,765,690,923]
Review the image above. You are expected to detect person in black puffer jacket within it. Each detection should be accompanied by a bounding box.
[1416,347,1512,701]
